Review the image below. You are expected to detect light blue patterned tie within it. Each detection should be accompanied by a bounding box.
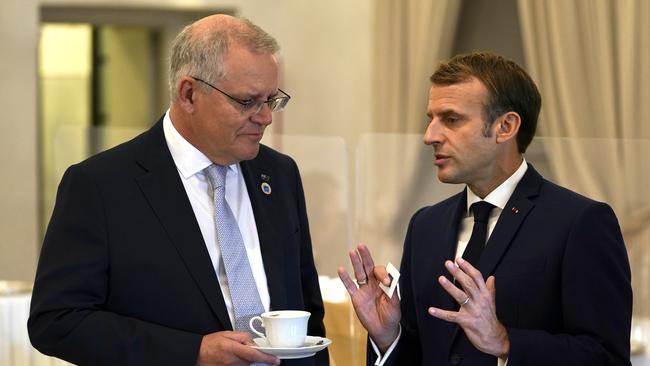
[205,165,266,340]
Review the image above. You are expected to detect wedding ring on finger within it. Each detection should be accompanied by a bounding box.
[357,278,368,286]
[460,296,470,306]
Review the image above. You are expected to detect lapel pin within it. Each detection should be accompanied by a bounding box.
[511,207,519,214]
[261,182,272,195]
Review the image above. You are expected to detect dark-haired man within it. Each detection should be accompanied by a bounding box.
[339,52,631,365]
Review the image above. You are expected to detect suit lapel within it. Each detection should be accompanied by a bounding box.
[442,193,469,347]
[438,193,468,344]
[449,165,542,346]
[476,165,542,278]
[439,192,467,308]
[134,120,231,329]
[408,191,466,349]
[240,156,289,311]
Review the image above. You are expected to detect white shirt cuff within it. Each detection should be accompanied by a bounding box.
[369,326,402,366]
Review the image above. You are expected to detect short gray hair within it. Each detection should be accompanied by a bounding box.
[168,17,279,102]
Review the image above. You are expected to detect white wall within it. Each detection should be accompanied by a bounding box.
[0,0,40,281]
[0,0,373,280]
[281,0,373,144]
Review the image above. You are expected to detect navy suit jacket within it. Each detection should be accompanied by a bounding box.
[28,119,328,366]
[372,165,631,366]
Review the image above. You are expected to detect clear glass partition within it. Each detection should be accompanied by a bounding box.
[263,134,352,278]
[355,133,463,266]
[264,134,362,366]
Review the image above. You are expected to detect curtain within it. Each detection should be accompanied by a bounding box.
[518,0,650,317]
[362,0,462,266]
[373,0,462,133]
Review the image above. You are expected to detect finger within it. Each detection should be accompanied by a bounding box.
[445,258,476,296]
[373,266,391,286]
[457,257,487,291]
[437,275,468,305]
[427,306,461,324]
[233,342,281,365]
[220,330,253,344]
[357,243,377,281]
[446,260,479,297]
[348,247,368,284]
[337,267,359,295]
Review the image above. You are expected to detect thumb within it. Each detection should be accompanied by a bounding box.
[486,275,497,299]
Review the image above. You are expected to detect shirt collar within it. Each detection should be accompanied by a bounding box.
[162,110,238,178]
[466,159,528,212]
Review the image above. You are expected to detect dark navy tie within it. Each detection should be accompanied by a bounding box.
[462,201,495,265]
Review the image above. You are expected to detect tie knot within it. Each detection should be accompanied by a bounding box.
[205,164,228,190]
[470,201,495,223]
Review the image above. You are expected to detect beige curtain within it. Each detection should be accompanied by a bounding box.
[518,0,650,317]
[361,0,461,265]
[373,0,462,133]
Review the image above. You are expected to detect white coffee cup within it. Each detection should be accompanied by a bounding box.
[249,310,311,348]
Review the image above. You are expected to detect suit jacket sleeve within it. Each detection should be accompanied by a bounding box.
[506,201,632,366]
[28,164,202,365]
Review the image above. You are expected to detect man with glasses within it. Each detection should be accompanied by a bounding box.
[29,14,327,366]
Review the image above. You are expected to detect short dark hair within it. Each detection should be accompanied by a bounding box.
[430,52,541,153]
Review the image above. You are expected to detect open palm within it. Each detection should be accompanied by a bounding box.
[338,244,401,351]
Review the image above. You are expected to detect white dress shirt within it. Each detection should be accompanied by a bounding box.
[455,159,528,259]
[162,110,270,329]
[371,160,528,366]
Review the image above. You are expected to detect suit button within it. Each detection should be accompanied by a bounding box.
[450,353,462,365]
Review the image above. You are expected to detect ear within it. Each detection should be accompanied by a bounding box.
[495,111,521,144]
[176,77,198,113]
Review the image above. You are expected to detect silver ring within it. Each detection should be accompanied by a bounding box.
[357,278,368,286]
[460,297,470,306]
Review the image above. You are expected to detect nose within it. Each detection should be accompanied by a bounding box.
[423,118,440,146]
[250,103,273,126]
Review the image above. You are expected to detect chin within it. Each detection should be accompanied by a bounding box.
[436,170,460,185]
[239,144,261,161]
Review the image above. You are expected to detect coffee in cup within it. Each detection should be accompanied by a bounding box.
[249,310,311,348]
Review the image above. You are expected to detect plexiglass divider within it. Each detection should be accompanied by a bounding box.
[263,134,363,366]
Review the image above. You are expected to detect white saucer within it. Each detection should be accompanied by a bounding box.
[251,336,331,359]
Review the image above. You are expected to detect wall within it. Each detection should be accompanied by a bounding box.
[0,0,373,280]
[280,0,373,145]
[0,0,40,281]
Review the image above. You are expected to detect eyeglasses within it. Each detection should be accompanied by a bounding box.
[191,76,291,115]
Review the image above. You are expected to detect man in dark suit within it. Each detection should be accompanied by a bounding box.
[338,52,632,365]
[29,14,327,366]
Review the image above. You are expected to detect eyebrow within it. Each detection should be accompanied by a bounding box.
[427,109,465,119]
[246,90,281,100]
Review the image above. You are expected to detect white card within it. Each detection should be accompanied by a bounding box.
[378,262,401,299]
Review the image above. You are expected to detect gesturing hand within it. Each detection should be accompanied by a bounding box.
[427,258,509,359]
[197,330,280,366]
[337,243,401,352]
